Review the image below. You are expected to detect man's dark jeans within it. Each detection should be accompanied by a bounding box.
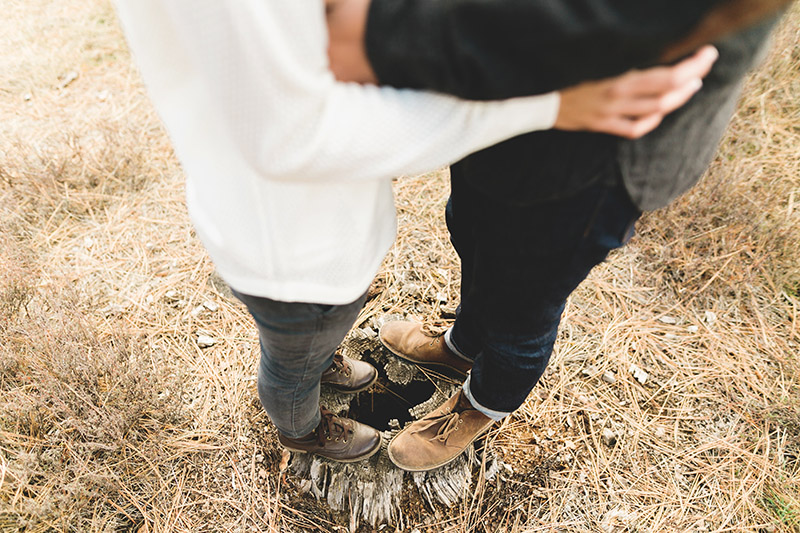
[446,167,641,414]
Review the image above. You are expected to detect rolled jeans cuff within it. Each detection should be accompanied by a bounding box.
[462,375,509,422]
[444,327,475,362]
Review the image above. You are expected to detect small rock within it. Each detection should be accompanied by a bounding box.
[601,371,616,384]
[99,303,127,316]
[655,427,666,438]
[687,325,699,333]
[190,305,205,318]
[630,364,649,384]
[704,310,717,325]
[601,428,617,447]
[538,390,549,401]
[196,334,217,348]
[23,92,32,101]
[439,306,457,319]
[582,365,599,377]
[658,315,677,324]
[258,468,268,480]
[360,326,376,338]
[577,394,590,405]
[402,283,420,295]
[435,292,448,304]
[97,89,111,101]
[203,300,219,312]
[664,333,679,340]
[57,70,79,89]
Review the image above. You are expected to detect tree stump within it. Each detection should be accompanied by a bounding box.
[288,325,504,530]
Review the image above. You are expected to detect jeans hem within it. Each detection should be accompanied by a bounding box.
[444,327,475,362]
[463,375,509,422]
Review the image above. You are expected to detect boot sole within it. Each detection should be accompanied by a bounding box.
[378,330,470,379]
[386,421,493,472]
[283,437,382,463]
[322,370,378,394]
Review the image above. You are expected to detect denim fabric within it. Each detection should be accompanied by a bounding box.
[232,290,367,438]
[446,167,641,414]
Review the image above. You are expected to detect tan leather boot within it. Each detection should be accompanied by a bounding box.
[379,321,473,377]
[279,408,381,463]
[388,389,493,471]
[320,353,377,393]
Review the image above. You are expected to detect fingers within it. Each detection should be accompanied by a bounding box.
[670,45,719,85]
[613,45,718,97]
[554,45,718,138]
[601,75,702,139]
[595,113,663,139]
[608,77,703,116]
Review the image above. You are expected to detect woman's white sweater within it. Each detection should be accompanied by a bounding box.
[113,0,560,304]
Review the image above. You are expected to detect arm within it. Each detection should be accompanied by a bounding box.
[114,0,561,184]
[354,0,788,100]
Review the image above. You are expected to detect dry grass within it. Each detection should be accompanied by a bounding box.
[1,1,798,532]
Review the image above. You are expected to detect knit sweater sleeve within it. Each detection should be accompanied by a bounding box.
[113,0,559,184]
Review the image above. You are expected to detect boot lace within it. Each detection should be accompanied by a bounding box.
[317,407,353,445]
[420,322,449,338]
[329,353,351,377]
[411,400,467,445]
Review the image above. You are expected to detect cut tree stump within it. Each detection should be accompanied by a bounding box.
[288,325,505,530]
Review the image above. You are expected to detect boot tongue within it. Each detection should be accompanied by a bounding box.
[454,390,474,413]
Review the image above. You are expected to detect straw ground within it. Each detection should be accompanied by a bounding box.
[1,1,798,531]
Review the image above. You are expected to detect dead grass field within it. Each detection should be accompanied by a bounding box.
[1,1,798,531]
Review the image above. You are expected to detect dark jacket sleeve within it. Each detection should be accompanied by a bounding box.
[365,0,723,100]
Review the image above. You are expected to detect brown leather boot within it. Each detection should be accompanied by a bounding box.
[387,389,493,471]
[379,321,473,377]
[279,408,381,463]
[320,353,377,393]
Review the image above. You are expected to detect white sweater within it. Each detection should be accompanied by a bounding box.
[114,1,560,304]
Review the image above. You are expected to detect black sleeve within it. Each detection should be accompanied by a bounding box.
[365,0,723,100]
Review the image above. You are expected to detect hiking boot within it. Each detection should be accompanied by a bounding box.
[279,408,381,463]
[387,389,493,471]
[379,321,472,377]
[321,353,377,393]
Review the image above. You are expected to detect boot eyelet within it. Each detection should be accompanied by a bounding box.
[326,436,331,440]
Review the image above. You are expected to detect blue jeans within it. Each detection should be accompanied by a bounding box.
[232,290,368,438]
[446,167,641,415]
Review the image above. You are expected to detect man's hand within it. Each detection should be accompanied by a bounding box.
[555,45,719,139]
[326,0,377,84]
